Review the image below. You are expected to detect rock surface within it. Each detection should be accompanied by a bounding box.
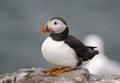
[0,68,120,83]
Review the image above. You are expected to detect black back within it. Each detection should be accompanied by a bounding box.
[65,35,99,64]
[65,35,88,58]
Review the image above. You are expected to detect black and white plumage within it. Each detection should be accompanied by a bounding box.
[40,17,99,70]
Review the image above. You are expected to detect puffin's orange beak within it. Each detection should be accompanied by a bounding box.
[40,21,53,34]
[40,22,48,34]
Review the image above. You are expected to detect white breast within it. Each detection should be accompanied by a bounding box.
[41,37,78,68]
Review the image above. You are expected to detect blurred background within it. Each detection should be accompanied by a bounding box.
[0,0,120,74]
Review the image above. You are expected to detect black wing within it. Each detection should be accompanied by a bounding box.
[65,35,88,58]
[65,35,99,61]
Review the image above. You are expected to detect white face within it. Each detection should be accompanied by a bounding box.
[48,19,67,34]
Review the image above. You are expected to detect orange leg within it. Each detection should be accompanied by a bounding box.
[51,67,73,76]
[42,68,59,73]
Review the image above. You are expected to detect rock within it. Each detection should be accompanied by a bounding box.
[0,68,89,83]
[0,68,120,83]
[89,74,120,83]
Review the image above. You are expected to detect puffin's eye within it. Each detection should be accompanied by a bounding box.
[54,21,57,25]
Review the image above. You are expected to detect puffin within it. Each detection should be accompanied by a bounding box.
[40,17,99,76]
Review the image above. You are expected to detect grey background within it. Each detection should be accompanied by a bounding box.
[0,0,120,73]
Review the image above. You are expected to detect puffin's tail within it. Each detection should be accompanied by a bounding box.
[87,46,99,55]
[82,46,99,61]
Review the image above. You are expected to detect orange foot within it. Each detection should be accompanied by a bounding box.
[42,68,59,73]
[42,67,73,76]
